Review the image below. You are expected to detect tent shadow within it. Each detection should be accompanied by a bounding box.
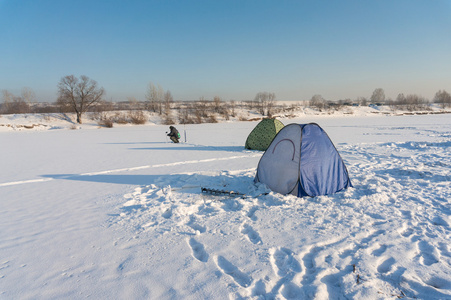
[105,142,168,145]
[130,145,247,152]
[40,173,250,189]
[41,174,179,185]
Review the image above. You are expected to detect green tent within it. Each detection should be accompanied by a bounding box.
[245,118,284,151]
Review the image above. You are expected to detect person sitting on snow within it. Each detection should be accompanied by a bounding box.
[167,126,180,143]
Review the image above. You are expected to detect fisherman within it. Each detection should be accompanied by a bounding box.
[167,126,180,143]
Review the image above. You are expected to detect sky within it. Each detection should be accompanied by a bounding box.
[1,0,450,102]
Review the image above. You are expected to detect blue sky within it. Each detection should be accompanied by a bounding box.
[1,0,450,102]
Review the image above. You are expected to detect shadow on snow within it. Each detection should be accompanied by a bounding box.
[41,173,255,189]
[129,145,248,152]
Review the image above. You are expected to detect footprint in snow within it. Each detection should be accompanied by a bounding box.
[220,198,243,212]
[377,257,396,274]
[438,242,451,259]
[424,276,451,290]
[267,247,302,297]
[360,229,385,246]
[187,238,208,262]
[186,215,206,233]
[250,279,267,297]
[431,216,449,227]
[270,247,302,277]
[400,226,414,238]
[400,209,412,219]
[245,206,258,221]
[371,244,388,256]
[418,240,439,266]
[241,223,262,244]
[215,255,252,288]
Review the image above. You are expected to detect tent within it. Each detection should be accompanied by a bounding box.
[255,123,352,197]
[245,118,284,151]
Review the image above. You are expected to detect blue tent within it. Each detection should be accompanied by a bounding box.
[255,123,352,197]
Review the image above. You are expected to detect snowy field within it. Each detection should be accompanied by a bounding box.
[1,113,450,299]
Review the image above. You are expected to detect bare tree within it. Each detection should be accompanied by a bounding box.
[404,94,427,111]
[266,93,276,117]
[213,96,222,113]
[309,94,326,110]
[145,82,158,112]
[396,93,406,103]
[356,96,367,106]
[254,92,276,116]
[57,75,105,124]
[164,90,173,111]
[145,82,164,114]
[245,100,255,110]
[254,92,267,115]
[196,96,209,120]
[127,97,141,110]
[157,85,164,114]
[1,89,31,114]
[1,90,14,113]
[163,90,174,124]
[370,88,385,104]
[229,100,236,117]
[434,90,451,109]
[21,87,36,103]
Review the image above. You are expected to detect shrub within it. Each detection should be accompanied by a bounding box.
[162,115,175,125]
[128,110,147,125]
[178,108,196,124]
[98,118,113,128]
[113,112,128,124]
[206,114,218,123]
[194,112,203,124]
[97,113,114,128]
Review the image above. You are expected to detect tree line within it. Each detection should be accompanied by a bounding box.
[308,87,451,111]
[2,75,451,123]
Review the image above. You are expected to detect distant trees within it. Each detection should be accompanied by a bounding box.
[213,96,221,113]
[356,96,368,106]
[163,90,174,124]
[388,93,428,111]
[57,75,105,124]
[146,82,177,117]
[402,94,428,111]
[434,90,451,109]
[0,88,34,114]
[309,94,327,110]
[146,82,164,114]
[4,78,451,122]
[164,90,173,112]
[254,92,276,116]
[396,93,405,104]
[370,88,385,104]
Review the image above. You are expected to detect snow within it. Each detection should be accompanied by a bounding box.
[1,111,450,299]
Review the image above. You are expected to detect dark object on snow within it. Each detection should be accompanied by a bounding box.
[201,187,268,199]
[201,187,245,197]
[167,126,180,143]
[255,123,352,197]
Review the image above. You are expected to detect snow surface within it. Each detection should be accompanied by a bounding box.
[1,112,450,299]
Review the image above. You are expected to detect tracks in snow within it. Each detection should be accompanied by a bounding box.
[111,134,451,299]
[0,154,260,187]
